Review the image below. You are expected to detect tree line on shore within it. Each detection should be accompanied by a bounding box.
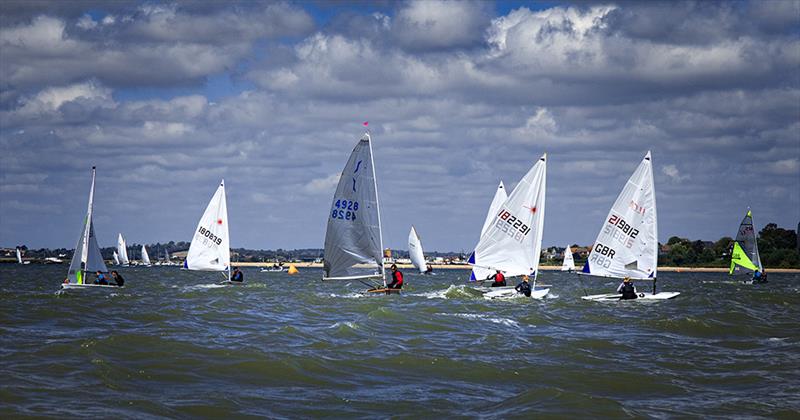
[8,223,800,268]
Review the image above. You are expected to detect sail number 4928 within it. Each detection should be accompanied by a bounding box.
[331,199,359,221]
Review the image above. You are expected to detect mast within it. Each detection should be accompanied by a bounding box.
[646,151,657,294]
[366,131,386,286]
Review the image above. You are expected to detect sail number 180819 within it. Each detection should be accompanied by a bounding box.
[331,199,359,221]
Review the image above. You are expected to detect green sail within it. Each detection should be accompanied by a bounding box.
[729,241,758,274]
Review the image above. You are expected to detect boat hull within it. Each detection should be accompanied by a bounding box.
[366,288,401,294]
[483,286,549,300]
[581,292,680,301]
[60,284,123,290]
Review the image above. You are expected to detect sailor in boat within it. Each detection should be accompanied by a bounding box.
[617,277,637,300]
[753,270,768,284]
[231,267,244,283]
[111,271,125,287]
[387,264,404,289]
[515,275,532,297]
[488,270,506,287]
[425,264,433,274]
[94,271,109,285]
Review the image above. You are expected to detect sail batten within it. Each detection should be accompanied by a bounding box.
[323,133,384,281]
[583,152,658,280]
[185,180,230,276]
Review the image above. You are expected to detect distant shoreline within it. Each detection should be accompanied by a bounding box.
[233,261,800,273]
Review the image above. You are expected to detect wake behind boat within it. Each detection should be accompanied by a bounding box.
[580,152,679,301]
[469,154,549,300]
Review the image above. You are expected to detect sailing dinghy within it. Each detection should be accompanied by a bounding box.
[61,167,117,290]
[561,245,575,272]
[729,209,764,282]
[184,180,232,283]
[580,152,679,301]
[408,226,427,274]
[141,245,152,266]
[117,234,130,266]
[323,132,392,293]
[469,154,549,300]
[16,248,30,265]
[470,181,507,282]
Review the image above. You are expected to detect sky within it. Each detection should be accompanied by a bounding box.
[1,0,798,252]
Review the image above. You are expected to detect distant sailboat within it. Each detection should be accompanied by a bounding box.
[561,245,575,272]
[322,132,387,291]
[729,209,763,281]
[581,152,679,301]
[141,245,152,266]
[470,181,507,282]
[408,226,427,274]
[117,234,129,266]
[61,167,114,289]
[184,180,231,281]
[469,155,549,299]
[112,251,120,266]
[16,248,30,265]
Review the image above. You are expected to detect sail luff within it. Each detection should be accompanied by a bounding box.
[366,132,386,285]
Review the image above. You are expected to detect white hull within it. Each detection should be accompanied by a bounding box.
[483,286,549,300]
[61,283,123,290]
[260,268,285,272]
[219,280,244,285]
[581,292,680,301]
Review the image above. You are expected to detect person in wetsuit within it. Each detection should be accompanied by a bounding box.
[617,277,637,300]
[488,270,506,287]
[387,264,404,289]
[753,270,768,284]
[94,271,108,285]
[515,275,532,297]
[231,267,244,282]
[110,270,125,287]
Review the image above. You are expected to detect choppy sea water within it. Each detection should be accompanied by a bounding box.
[1,265,798,418]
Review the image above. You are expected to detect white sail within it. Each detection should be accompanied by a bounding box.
[164,250,171,263]
[117,234,129,265]
[470,181,508,281]
[582,151,658,280]
[323,132,384,281]
[141,245,151,266]
[470,154,547,279]
[16,248,22,264]
[185,180,230,276]
[112,251,120,265]
[408,226,426,273]
[66,167,108,284]
[561,245,575,271]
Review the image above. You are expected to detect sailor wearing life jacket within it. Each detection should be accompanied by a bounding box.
[617,277,637,300]
[489,270,506,287]
[387,264,404,289]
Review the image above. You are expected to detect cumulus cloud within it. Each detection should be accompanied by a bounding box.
[0,1,798,250]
